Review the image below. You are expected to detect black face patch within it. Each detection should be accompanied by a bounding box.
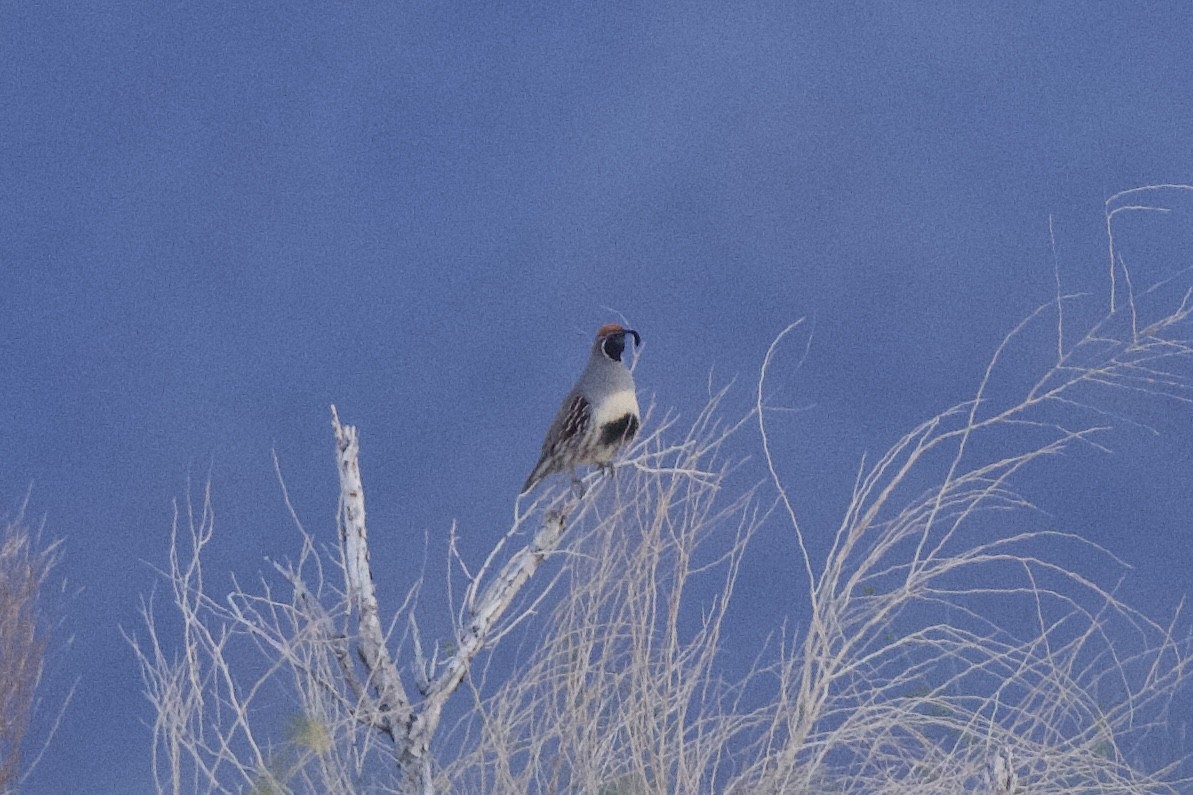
[601,332,627,362]
[600,413,640,446]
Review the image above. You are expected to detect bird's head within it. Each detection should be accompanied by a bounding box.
[594,323,641,363]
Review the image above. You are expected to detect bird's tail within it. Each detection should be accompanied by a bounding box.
[520,462,546,494]
[522,446,567,494]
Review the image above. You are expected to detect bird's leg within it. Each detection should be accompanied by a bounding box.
[570,467,586,498]
[600,462,615,478]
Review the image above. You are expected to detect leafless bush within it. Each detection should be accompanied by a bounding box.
[443,391,765,793]
[0,514,61,794]
[135,188,1193,794]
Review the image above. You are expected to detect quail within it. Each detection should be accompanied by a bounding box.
[521,324,642,494]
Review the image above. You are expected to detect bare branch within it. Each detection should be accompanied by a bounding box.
[330,405,411,743]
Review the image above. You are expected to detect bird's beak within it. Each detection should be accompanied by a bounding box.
[625,329,641,348]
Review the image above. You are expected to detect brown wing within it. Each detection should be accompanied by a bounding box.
[552,392,591,450]
[521,392,591,494]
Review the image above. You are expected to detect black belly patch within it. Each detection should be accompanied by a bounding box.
[600,413,640,446]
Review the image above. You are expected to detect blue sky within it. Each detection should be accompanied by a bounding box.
[3,2,1193,790]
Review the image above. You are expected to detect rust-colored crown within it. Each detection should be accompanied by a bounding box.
[595,323,627,338]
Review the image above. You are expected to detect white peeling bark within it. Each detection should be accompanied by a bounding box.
[407,509,566,773]
[331,408,416,770]
[331,405,569,794]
